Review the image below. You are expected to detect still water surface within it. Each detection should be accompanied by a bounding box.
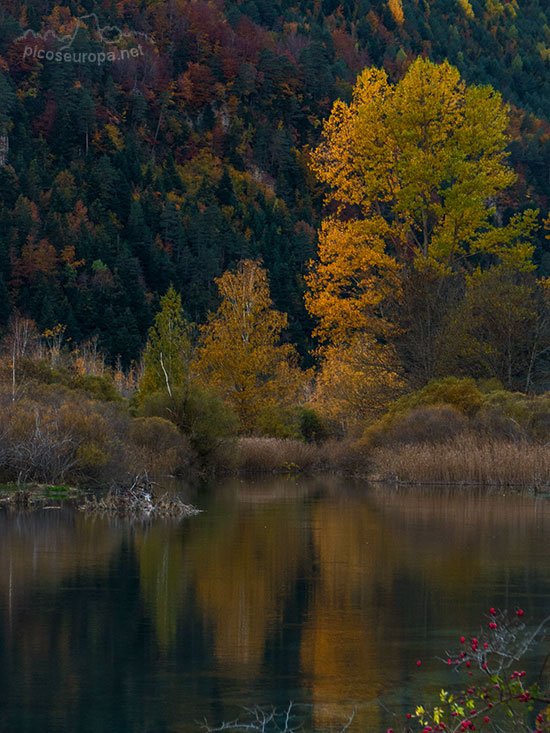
[1,477,550,731]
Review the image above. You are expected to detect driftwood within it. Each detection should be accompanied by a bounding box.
[0,488,47,510]
[79,473,200,519]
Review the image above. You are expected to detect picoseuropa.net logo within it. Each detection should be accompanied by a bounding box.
[16,13,153,66]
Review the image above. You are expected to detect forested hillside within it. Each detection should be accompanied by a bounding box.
[1,0,550,363]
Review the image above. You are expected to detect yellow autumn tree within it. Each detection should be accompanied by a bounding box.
[195,260,305,432]
[312,336,403,431]
[307,58,538,408]
[388,0,405,25]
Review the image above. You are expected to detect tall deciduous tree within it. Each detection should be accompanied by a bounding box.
[140,285,190,397]
[196,260,304,432]
[307,58,539,391]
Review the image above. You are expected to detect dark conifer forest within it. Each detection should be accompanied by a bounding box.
[2,0,550,365]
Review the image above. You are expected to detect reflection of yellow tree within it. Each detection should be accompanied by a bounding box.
[134,524,189,650]
[300,500,399,731]
[366,487,544,605]
[184,501,304,677]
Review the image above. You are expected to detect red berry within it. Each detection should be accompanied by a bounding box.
[516,609,524,616]
[489,608,496,615]
[484,717,490,723]
[461,636,465,643]
[417,660,421,666]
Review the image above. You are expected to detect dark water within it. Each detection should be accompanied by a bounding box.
[1,477,550,732]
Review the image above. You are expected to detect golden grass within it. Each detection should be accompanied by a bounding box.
[236,437,371,474]
[237,437,319,473]
[370,434,550,486]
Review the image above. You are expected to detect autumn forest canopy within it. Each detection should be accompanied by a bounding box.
[3,0,550,445]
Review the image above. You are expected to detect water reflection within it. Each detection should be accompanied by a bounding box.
[1,480,550,731]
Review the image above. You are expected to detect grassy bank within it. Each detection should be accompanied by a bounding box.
[369,435,550,487]
[4,360,550,488]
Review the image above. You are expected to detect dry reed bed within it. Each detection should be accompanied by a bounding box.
[236,437,319,473]
[371,434,550,486]
[235,437,371,474]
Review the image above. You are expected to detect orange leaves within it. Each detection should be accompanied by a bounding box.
[388,0,405,26]
[60,245,85,270]
[305,219,400,345]
[15,234,57,282]
[177,64,215,110]
[66,200,91,240]
[312,336,403,427]
[307,58,538,365]
[306,58,541,398]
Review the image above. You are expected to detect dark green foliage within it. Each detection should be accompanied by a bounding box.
[297,406,328,443]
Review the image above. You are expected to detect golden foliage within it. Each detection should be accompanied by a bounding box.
[196,260,306,432]
[305,218,400,345]
[312,335,403,430]
[310,57,536,269]
[457,0,475,18]
[307,58,538,394]
[388,0,405,25]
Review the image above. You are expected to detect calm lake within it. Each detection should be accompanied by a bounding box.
[1,477,550,732]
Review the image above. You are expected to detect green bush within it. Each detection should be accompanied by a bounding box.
[297,407,328,443]
[139,384,238,460]
[361,377,484,446]
[70,374,122,402]
[477,390,550,441]
[128,417,192,474]
[256,404,301,439]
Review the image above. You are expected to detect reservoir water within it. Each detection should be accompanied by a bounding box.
[1,477,550,731]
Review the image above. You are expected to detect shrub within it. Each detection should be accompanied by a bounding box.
[386,404,468,445]
[297,406,328,443]
[0,385,129,484]
[139,383,238,461]
[128,417,192,475]
[256,404,301,439]
[391,376,485,417]
[256,405,329,443]
[70,373,122,402]
[361,377,485,446]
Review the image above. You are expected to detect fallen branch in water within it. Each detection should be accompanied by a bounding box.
[79,473,200,520]
[199,702,356,732]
